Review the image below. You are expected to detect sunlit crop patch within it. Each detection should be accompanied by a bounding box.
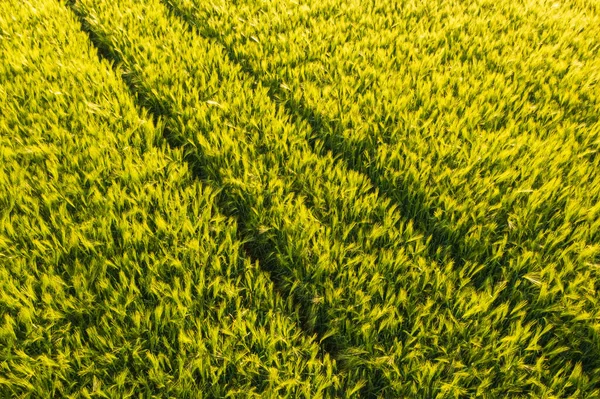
[1,0,599,397]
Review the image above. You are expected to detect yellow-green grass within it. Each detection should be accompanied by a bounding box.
[166,0,600,394]
[70,0,600,396]
[1,0,599,396]
[0,1,340,397]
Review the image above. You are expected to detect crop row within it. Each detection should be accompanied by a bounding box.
[177,0,600,263]
[70,0,599,396]
[70,0,451,395]
[0,1,341,397]
[168,0,600,387]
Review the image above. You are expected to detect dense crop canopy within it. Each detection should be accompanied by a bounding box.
[0,1,340,397]
[1,0,599,396]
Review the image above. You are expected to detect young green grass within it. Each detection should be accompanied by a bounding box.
[166,0,600,393]
[169,0,600,273]
[3,0,599,396]
[0,1,341,397]
[69,0,600,396]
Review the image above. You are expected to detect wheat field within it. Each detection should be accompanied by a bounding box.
[1,0,599,397]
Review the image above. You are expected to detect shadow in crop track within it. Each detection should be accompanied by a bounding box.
[158,0,472,268]
[161,0,600,390]
[64,0,342,383]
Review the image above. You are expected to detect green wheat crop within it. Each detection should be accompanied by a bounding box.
[1,0,599,397]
